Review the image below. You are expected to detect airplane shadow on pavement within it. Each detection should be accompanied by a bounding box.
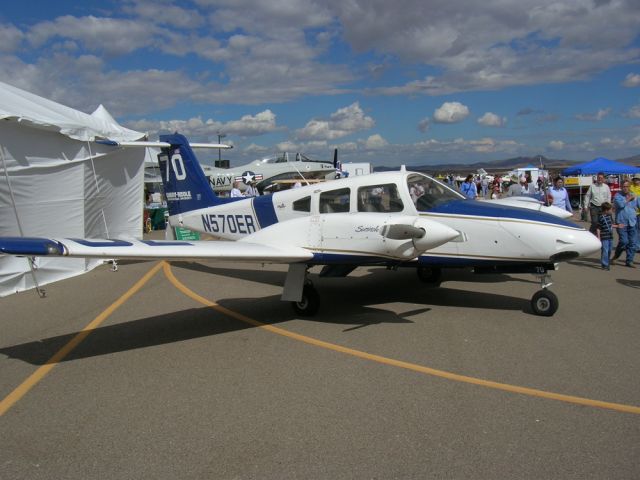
[172,261,533,312]
[1,264,532,366]
[0,295,414,366]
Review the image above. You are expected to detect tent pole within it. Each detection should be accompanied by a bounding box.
[0,145,46,297]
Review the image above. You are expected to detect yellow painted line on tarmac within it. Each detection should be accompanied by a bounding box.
[164,262,640,416]
[0,261,165,417]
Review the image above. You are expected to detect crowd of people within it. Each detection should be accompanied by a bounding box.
[451,172,550,202]
[454,171,640,270]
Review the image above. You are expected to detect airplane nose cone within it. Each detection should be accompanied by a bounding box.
[551,229,601,262]
[577,230,602,256]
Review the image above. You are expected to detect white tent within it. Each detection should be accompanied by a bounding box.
[0,80,147,297]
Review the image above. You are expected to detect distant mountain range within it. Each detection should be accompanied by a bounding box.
[374,154,640,174]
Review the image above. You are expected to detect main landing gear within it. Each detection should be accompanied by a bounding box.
[291,281,320,316]
[530,272,558,316]
[283,265,320,316]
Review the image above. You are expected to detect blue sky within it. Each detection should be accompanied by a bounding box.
[1,0,640,166]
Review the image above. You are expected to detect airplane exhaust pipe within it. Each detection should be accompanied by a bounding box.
[381,224,425,240]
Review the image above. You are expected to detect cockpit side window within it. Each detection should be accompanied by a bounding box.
[319,188,350,213]
[293,196,311,212]
[357,184,403,212]
[407,174,463,211]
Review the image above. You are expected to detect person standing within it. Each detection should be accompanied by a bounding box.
[547,177,573,213]
[583,172,611,234]
[630,177,640,249]
[480,176,489,197]
[230,180,243,198]
[460,174,477,200]
[244,180,260,197]
[507,175,534,197]
[596,202,619,270]
[612,181,639,267]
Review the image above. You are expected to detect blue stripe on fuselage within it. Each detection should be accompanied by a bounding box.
[425,199,579,228]
[253,195,278,229]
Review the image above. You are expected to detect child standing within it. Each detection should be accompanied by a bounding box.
[596,202,618,270]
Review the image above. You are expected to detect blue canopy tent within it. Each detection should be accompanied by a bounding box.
[562,157,640,175]
[561,157,640,211]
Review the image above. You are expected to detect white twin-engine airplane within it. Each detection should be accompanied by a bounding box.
[0,134,600,317]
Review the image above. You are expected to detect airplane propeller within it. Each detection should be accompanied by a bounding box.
[381,218,460,257]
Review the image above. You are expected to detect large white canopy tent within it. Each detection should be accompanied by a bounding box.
[0,80,147,297]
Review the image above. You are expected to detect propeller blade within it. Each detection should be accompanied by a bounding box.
[382,224,425,240]
[333,148,338,168]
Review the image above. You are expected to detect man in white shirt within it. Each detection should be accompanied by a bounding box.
[582,172,611,234]
[230,181,243,198]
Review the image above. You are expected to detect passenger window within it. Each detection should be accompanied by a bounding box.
[357,184,403,212]
[319,188,350,213]
[293,196,311,212]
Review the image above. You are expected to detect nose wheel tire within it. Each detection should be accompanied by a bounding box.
[291,284,320,316]
[531,289,558,316]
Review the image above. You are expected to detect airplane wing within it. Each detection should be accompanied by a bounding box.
[0,237,313,263]
[96,140,232,149]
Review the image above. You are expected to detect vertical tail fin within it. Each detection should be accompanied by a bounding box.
[158,133,222,216]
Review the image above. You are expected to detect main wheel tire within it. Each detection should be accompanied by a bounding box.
[291,285,320,316]
[417,266,442,285]
[531,289,559,316]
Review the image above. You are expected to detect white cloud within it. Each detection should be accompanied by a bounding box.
[364,134,388,149]
[332,0,640,95]
[243,143,271,155]
[627,105,640,119]
[575,108,611,121]
[295,102,374,140]
[622,73,640,87]
[220,110,279,136]
[549,140,565,151]
[123,0,206,29]
[433,102,469,124]
[27,15,160,56]
[598,137,625,149]
[629,135,640,147]
[0,24,23,53]
[477,112,505,127]
[413,136,521,154]
[127,110,280,140]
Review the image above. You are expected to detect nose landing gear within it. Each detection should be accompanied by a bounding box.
[531,273,558,316]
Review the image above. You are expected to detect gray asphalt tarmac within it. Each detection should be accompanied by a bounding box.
[1,224,639,479]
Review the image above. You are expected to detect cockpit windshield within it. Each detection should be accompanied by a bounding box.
[259,153,331,164]
[407,173,464,211]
